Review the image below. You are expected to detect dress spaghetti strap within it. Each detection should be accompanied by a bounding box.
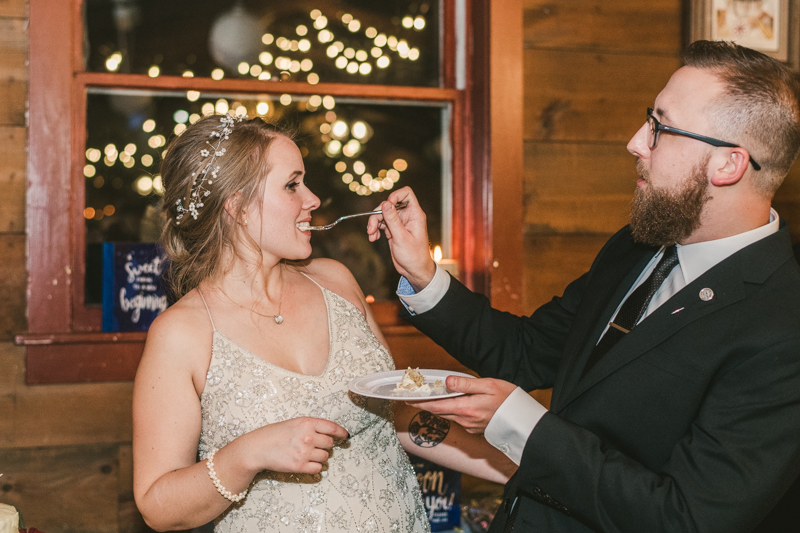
[299,270,324,291]
[196,288,217,331]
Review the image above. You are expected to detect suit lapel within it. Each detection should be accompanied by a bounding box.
[553,225,794,413]
[550,240,657,410]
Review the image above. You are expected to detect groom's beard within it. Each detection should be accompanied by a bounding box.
[630,157,711,246]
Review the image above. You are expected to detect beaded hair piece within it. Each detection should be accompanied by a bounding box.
[175,113,247,225]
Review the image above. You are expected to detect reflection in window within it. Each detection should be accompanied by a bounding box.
[84,89,447,303]
[84,0,440,87]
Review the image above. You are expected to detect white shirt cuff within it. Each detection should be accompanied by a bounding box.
[396,264,451,315]
[484,387,548,465]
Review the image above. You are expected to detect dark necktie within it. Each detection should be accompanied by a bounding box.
[582,245,679,377]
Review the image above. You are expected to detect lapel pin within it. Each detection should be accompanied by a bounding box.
[671,307,684,314]
[699,288,714,301]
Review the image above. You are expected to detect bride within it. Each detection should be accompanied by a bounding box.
[132,114,515,532]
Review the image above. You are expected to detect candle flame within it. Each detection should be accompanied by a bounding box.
[433,246,443,262]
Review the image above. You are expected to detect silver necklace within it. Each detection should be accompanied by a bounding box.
[220,266,284,324]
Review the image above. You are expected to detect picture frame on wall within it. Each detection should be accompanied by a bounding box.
[689,0,800,71]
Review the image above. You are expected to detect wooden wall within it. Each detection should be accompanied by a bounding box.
[521,0,800,312]
[521,0,684,309]
[3,0,800,531]
[0,3,148,531]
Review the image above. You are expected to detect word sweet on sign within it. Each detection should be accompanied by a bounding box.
[102,243,168,331]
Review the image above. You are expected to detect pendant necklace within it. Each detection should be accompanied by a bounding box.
[220,264,284,324]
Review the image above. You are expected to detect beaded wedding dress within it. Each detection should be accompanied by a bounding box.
[197,275,430,533]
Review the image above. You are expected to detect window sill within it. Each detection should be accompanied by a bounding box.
[15,302,469,384]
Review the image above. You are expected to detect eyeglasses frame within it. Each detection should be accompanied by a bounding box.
[646,108,761,171]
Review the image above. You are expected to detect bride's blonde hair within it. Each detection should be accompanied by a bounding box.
[160,115,294,299]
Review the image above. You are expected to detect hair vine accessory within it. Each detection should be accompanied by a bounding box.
[175,113,247,225]
[206,448,248,503]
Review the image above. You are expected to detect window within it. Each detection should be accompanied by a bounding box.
[21,0,522,383]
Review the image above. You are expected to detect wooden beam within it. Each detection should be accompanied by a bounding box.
[489,0,525,314]
[27,0,73,333]
[77,72,460,102]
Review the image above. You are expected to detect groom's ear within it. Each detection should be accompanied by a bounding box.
[710,148,749,187]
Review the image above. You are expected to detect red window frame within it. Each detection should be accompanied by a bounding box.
[18,0,523,383]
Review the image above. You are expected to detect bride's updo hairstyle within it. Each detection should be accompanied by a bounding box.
[160,114,293,299]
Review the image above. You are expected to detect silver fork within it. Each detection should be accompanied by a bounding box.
[305,200,408,230]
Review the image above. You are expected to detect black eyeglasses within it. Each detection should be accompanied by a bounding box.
[646,108,761,171]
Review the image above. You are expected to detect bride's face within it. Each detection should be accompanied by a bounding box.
[245,136,320,261]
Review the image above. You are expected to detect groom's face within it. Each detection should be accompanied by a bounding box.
[629,155,711,246]
[625,66,724,245]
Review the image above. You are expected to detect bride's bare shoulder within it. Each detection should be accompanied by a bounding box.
[301,257,355,282]
[140,290,214,369]
[297,258,365,310]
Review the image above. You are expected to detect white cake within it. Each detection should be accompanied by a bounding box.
[392,367,444,396]
[0,503,19,533]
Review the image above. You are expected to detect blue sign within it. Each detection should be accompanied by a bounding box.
[102,243,168,332]
[409,454,462,531]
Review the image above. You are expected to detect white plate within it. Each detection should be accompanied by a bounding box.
[348,369,474,401]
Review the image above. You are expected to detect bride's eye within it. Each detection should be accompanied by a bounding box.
[286,181,300,191]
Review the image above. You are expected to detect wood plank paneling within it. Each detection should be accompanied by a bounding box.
[774,160,800,239]
[0,18,27,126]
[0,343,24,448]
[117,444,151,533]
[0,234,26,339]
[12,382,133,447]
[523,49,681,142]
[0,126,26,232]
[523,233,610,310]
[524,141,635,233]
[772,199,800,240]
[525,196,630,235]
[0,0,26,18]
[524,142,637,197]
[0,445,119,533]
[775,160,800,197]
[523,0,683,53]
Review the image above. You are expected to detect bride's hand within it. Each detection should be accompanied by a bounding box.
[250,417,349,475]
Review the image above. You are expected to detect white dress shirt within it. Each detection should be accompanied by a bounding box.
[398,209,780,464]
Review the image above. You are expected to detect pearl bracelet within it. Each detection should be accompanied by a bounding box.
[205,448,248,503]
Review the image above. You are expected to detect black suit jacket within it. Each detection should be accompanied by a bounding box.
[404,224,800,532]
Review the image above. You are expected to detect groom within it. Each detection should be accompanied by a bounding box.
[368,40,800,532]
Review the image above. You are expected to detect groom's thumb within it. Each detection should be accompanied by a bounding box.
[446,375,476,393]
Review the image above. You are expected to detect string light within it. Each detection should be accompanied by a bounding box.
[89,6,428,213]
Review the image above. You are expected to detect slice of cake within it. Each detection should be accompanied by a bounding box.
[392,367,444,396]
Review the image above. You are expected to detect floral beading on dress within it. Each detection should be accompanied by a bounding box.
[198,280,430,532]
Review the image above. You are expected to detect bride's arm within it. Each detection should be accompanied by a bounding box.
[133,304,347,531]
[392,402,517,484]
[133,308,256,530]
